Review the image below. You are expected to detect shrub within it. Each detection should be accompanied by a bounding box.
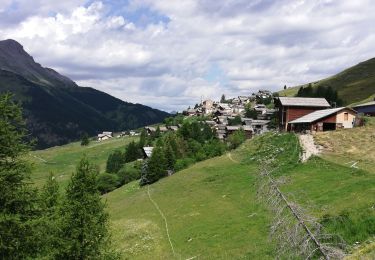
[174,157,196,172]
[97,173,120,194]
[106,150,125,174]
[117,164,141,185]
[227,129,246,149]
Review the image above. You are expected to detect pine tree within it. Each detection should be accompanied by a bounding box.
[220,94,226,103]
[0,94,40,259]
[164,142,176,171]
[125,141,141,162]
[39,173,60,257]
[139,129,147,147]
[143,146,167,184]
[106,150,125,173]
[81,133,90,146]
[56,157,110,259]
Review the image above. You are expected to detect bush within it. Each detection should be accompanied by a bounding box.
[227,129,246,149]
[117,164,141,185]
[80,133,90,146]
[174,157,196,172]
[106,150,125,174]
[97,173,120,194]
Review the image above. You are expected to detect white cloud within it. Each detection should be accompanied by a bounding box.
[1,0,375,112]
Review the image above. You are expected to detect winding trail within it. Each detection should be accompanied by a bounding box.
[147,185,176,257]
[227,152,240,163]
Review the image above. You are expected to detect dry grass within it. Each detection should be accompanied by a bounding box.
[314,117,375,174]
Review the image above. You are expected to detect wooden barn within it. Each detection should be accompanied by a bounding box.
[288,107,357,132]
[274,97,331,131]
[353,101,375,116]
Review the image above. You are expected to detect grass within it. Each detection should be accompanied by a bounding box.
[28,136,138,187]
[26,126,375,258]
[278,58,375,105]
[105,148,276,259]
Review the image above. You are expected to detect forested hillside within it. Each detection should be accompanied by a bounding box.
[0,39,169,148]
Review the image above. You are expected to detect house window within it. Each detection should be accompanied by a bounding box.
[344,112,348,121]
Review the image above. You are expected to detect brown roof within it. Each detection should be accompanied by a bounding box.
[277,97,330,107]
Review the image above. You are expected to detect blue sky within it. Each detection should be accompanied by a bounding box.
[0,0,374,112]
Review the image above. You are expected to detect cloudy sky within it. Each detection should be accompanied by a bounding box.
[0,0,374,112]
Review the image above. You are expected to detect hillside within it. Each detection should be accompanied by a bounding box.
[28,124,375,258]
[0,39,169,149]
[101,131,375,259]
[279,58,375,105]
[28,135,138,188]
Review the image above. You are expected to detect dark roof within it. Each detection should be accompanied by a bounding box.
[353,101,375,108]
[277,97,330,107]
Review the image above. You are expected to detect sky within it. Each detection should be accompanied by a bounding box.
[0,0,375,112]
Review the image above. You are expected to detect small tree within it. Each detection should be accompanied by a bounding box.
[106,150,125,173]
[228,115,242,126]
[141,146,167,185]
[125,141,142,162]
[56,157,111,259]
[227,129,246,149]
[220,94,226,103]
[164,143,176,171]
[139,129,147,147]
[245,104,258,119]
[80,133,90,146]
[39,173,60,257]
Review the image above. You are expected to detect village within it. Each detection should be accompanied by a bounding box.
[97,89,375,146]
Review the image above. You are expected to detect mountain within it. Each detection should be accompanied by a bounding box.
[279,58,375,105]
[0,39,169,149]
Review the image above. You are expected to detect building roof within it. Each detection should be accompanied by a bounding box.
[143,147,154,158]
[353,101,375,108]
[289,107,350,124]
[277,97,330,107]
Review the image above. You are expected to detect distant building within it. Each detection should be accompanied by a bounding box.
[288,107,357,132]
[353,101,375,116]
[98,133,112,141]
[274,97,331,131]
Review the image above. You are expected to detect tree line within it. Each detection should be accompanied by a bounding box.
[296,84,343,106]
[0,94,117,259]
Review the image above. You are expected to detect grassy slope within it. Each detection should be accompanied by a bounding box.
[278,58,375,105]
[105,151,275,259]
[27,126,375,258]
[28,136,138,187]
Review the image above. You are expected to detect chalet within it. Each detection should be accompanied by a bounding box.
[238,96,250,104]
[289,107,357,132]
[159,126,168,132]
[98,133,112,141]
[353,101,375,116]
[145,126,156,135]
[167,126,179,131]
[274,97,331,131]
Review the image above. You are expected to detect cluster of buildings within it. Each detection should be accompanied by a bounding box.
[97,91,375,143]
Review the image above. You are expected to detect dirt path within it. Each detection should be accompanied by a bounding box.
[298,134,320,162]
[227,152,239,163]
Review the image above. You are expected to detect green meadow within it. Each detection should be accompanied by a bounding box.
[28,136,138,187]
[28,126,375,258]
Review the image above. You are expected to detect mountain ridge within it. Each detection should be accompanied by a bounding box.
[0,39,169,149]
